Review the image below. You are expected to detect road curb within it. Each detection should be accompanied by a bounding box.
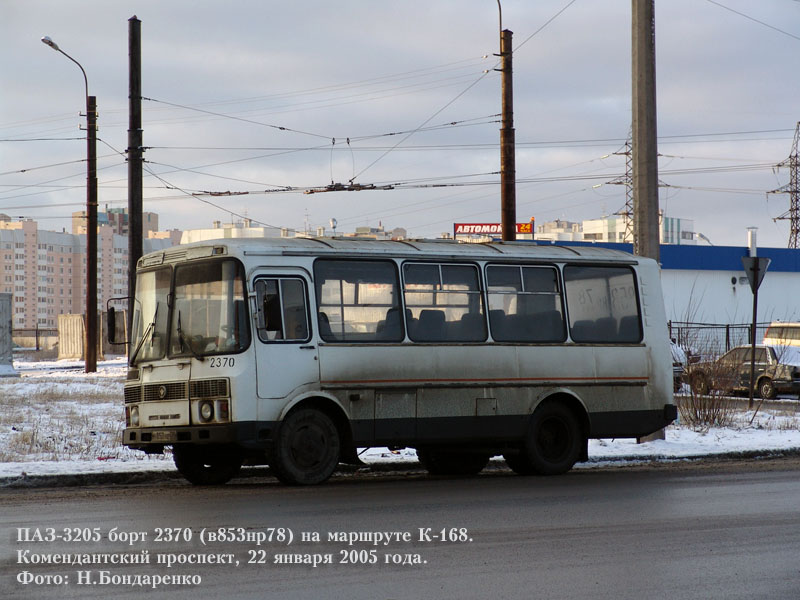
[3,448,800,489]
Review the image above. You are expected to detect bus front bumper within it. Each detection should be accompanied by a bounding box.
[123,421,274,453]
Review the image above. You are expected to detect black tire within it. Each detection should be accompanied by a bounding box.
[523,401,582,476]
[172,444,242,486]
[691,373,709,395]
[758,377,777,400]
[417,448,490,476]
[271,408,340,485]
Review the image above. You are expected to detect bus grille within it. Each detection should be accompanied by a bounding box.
[124,386,141,404]
[143,382,188,402]
[124,379,228,404]
[190,378,229,399]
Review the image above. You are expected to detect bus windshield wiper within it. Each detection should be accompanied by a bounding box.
[176,311,204,362]
[129,303,158,366]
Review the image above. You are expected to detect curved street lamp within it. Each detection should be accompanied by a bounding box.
[41,35,98,373]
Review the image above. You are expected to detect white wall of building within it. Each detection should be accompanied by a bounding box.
[660,269,800,324]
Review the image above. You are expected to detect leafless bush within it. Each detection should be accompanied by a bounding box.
[677,389,739,431]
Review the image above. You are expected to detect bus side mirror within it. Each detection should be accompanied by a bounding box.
[106,297,130,345]
[107,306,117,344]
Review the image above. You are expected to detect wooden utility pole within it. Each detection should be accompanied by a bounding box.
[127,15,143,345]
[499,28,516,241]
[632,0,659,262]
[86,94,98,373]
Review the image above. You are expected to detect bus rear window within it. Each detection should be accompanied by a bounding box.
[563,265,641,343]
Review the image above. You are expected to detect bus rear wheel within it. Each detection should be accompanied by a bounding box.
[519,401,582,476]
[271,408,341,485]
[416,448,490,476]
[172,444,243,485]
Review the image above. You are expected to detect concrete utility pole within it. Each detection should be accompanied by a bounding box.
[499,28,517,241]
[632,0,663,442]
[128,16,143,345]
[631,0,660,262]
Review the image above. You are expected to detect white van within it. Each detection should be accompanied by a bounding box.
[763,322,800,348]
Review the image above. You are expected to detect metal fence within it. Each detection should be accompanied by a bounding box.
[13,327,59,351]
[668,321,770,359]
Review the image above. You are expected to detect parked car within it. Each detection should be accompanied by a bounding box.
[670,341,687,392]
[683,345,800,399]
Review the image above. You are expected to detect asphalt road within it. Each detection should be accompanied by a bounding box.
[2,459,799,600]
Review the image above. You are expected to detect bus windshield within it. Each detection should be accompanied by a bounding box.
[129,267,171,364]
[129,258,250,365]
[169,259,250,358]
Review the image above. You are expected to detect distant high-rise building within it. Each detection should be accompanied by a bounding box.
[72,206,159,237]
[0,214,175,330]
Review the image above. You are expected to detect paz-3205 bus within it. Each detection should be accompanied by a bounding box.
[112,238,676,485]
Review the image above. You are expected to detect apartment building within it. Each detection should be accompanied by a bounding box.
[71,207,159,237]
[0,215,174,330]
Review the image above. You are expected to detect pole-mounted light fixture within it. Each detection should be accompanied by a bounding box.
[41,35,98,373]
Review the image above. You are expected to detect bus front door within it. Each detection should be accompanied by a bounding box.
[253,276,319,399]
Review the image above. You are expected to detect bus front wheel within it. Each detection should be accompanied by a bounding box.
[271,408,341,485]
[172,444,242,485]
[517,401,582,476]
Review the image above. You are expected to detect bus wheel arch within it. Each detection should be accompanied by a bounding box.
[271,397,351,485]
[505,394,588,476]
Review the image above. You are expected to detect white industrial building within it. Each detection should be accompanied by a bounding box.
[538,232,798,327]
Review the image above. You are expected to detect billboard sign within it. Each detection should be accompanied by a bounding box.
[454,221,534,236]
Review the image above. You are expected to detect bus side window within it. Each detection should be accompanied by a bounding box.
[255,278,310,342]
[486,264,565,343]
[403,262,485,343]
[564,265,641,344]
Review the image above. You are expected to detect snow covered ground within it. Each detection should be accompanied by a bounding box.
[1,357,799,481]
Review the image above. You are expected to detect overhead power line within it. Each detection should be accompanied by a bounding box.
[515,0,579,52]
[142,96,332,140]
[705,0,800,42]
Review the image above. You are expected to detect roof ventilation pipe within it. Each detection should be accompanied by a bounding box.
[747,227,758,257]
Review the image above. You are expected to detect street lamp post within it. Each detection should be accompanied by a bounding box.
[41,36,98,373]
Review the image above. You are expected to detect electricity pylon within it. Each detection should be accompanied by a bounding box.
[770,122,800,249]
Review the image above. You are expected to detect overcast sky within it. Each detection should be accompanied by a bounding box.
[2,0,800,247]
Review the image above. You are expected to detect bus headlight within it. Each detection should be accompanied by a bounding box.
[130,406,140,427]
[199,401,214,422]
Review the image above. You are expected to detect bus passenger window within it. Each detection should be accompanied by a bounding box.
[486,265,565,342]
[403,263,485,342]
[314,259,402,343]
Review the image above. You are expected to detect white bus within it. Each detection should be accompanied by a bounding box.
[111,238,675,485]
